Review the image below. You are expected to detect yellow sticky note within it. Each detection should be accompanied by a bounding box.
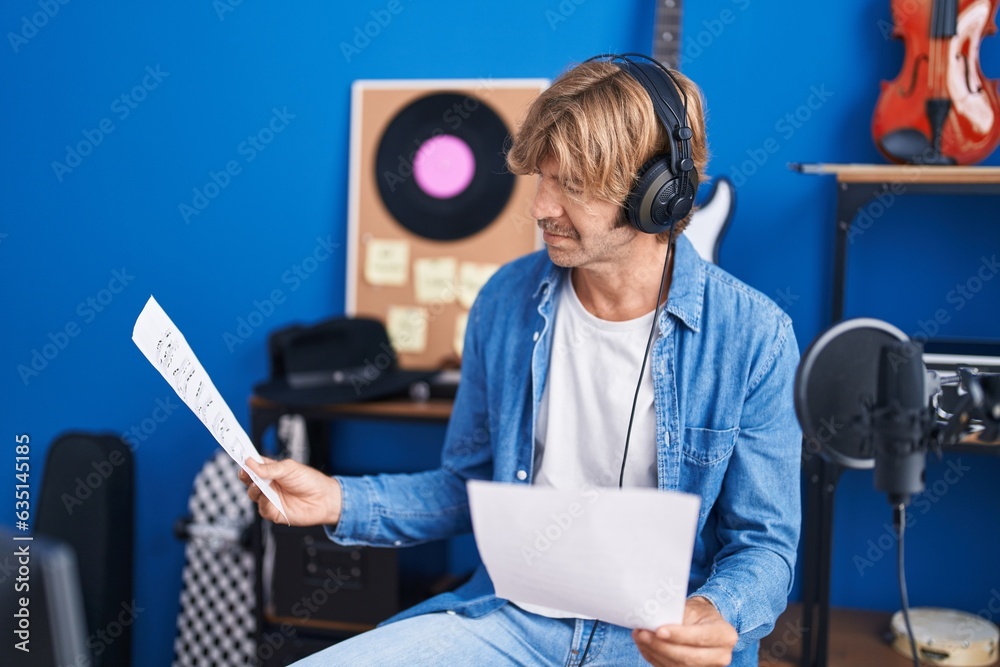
[454,312,469,357]
[413,257,458,304]
[458,262,500,309]
[386,306,428,354]
[365,239,409,286]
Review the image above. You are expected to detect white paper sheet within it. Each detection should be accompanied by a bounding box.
[132,296,288,523]
[467,480,700,630]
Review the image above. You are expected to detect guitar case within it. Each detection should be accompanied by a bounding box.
[35,432,134,667]
[172,450,258,667]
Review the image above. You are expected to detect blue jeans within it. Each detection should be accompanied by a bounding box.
[291,603,759,666]
[290,604,648,666]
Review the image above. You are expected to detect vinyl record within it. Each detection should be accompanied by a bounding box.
[375,92,515,241]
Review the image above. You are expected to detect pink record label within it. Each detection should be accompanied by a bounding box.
[413,134,476,199]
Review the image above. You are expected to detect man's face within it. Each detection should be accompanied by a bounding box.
[531,158,636,269]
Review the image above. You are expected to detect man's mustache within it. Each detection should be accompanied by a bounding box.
[537,219,579,239]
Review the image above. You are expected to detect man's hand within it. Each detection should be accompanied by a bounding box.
[632,596,738,667]
[239,457,342,527]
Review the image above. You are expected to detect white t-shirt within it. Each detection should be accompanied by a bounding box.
[518,273,660,619]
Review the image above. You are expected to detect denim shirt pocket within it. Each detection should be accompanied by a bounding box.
[680,426,740,518]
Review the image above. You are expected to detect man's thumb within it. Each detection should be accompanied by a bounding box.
[246,456,285,479]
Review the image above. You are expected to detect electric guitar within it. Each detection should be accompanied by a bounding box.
[654,0,736,265]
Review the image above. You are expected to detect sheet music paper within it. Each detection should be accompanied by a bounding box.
[132,296,288,523]
[467,480,700,630]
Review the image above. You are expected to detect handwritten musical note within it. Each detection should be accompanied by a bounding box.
[132,296,288,523]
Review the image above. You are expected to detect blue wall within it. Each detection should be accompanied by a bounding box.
[2,1,998,664]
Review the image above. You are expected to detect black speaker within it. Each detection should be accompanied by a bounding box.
[267,524,398,629]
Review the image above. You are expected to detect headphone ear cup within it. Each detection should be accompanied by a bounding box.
[668,169,698,222]
[627,156,682,234]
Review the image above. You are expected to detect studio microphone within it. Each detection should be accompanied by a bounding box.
[870,341,928,507]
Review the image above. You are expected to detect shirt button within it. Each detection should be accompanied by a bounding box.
[393,540,402,546]
[532,331,539,342]
[516,469,527,481]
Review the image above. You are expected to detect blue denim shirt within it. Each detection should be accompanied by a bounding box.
[328,234,801,655]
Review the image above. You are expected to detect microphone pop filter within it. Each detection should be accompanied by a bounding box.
[795,318,909,469]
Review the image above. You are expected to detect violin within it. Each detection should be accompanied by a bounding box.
[872,0,1000,165]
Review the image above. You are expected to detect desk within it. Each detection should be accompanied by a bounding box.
[793,163,1000,667]
[247,395,453,664]
[248,395,453,473]
[760,603,917,667]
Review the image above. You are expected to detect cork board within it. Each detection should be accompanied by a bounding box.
[346,79,547,370]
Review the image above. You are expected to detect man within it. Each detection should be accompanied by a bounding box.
[241,56,801,666]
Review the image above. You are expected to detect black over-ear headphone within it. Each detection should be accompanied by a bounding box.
[584,53,700,235]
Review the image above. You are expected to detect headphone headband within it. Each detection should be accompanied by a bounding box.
[582,53,699,234]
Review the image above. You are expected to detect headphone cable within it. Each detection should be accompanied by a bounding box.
[578,221,677,665]
[618,235,674,487]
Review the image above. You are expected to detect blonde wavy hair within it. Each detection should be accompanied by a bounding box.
[507,59,709,241]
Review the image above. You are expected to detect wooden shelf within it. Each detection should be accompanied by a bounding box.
[249,395,453,421]
[792,163,1000,184]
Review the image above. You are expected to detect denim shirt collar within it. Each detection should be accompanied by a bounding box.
[531,234,706,333]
